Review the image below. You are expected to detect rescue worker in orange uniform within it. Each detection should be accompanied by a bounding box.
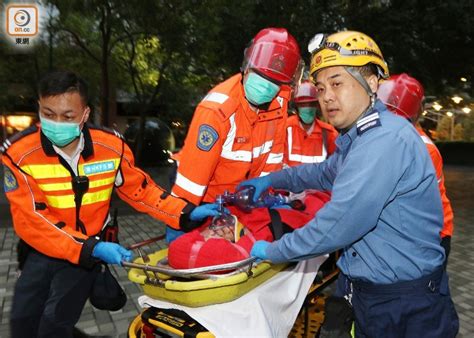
[168,28,302,241]
[284,80,338,167]
[172,28,302,204]
[377,73,455,261]
[2,71,220,338]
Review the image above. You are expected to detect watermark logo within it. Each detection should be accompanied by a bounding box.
[6,5,38,37]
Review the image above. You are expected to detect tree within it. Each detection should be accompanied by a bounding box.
[460,113,474,141]
[48,0,149,126]
[436,116,451,141]
[453,123,464,141]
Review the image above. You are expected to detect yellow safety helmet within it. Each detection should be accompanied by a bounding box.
[309,31,389,79]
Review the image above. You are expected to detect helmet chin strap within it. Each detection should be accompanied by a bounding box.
[336,67,376,134]
[345,66,376,108]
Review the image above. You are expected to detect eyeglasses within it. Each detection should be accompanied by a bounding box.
[307,33,382,59]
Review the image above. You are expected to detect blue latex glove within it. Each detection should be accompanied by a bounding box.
[250,240,271,260]
[92,242,133,266]
[189,203,222,221]
[237,175,272,202]
[166,227,184,244]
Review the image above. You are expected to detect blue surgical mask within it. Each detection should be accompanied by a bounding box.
[40,115,82,147]
[298,107,317,124]
[244,72,280,106]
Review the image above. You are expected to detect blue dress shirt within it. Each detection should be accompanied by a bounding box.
[266,100,445,284]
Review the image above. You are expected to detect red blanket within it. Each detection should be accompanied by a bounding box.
[168,191,330,269]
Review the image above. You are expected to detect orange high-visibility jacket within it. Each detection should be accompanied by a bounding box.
[284,115,338,167]
[172,73,291,205]
[1,124,195,268]
[417,127,454,238]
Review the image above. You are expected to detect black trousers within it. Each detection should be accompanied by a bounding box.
[10,250,98,338]
[351,268,459,338]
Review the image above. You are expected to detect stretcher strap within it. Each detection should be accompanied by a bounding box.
[188,241,205,268]
[233,242,250,257]
[268,209,293,240]
[246,231,257,244]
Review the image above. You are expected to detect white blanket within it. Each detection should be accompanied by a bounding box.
[139,255,327,337]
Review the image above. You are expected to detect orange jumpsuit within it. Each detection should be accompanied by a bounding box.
[417,127,454,238]
[284,115,338,167]
[2,124,195,268]
[172,73,291,205]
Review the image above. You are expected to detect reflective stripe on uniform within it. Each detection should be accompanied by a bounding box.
[38,182,72,191]
[21,159,120,179]
[175,172,207,197]
[203,92,229,104]
[19,169,84,245]
[267,152,283,164]
[221,114,252,162]
[46,187,113,208]
[38,176,116,192]
[21,164,70,179]
[221,114,278,163]
[419,135,441,182]
[287,126,327,163]
[253,140,273,158]
[420,135,434,145]
[288,149,327,163]
[276,96,284,108]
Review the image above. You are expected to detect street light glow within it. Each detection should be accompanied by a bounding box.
[460,77,467,82]
[446,111,453,117]
[462,107,471,114]
[452,96,463,104]
[432,102,443,111]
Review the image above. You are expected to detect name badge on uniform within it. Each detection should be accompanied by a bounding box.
[197,124,219,151]
[357,112,381,135]
[235,136,248,144]
[3,166,18,192]
[83,161,115,175]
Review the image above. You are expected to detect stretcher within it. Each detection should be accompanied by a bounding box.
[124,235,333,337]
[124,243,288,307]
[124,187,338,337]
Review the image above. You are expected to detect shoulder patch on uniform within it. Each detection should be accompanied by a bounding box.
[357,112,381,135]
[3,166,18,193]
[197,124,219,151]
[88,124,124,139]
[3,125,38,151]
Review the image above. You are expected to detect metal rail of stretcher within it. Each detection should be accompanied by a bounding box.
[122,235,258,281]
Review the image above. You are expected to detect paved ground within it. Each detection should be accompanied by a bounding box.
[0,165,472,337]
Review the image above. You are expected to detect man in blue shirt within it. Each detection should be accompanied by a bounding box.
[241,31,458,337]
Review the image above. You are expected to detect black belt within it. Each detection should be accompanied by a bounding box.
[351,267,444,295]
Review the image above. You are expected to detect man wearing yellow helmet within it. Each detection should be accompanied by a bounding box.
[239,31,459,337]
[308,31,389,130]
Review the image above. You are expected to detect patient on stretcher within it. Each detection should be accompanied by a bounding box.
[168,190,330,269]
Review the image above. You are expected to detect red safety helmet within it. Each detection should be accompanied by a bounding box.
[242,28,302,84]
[377,73,425,121]
[293,80,318,105]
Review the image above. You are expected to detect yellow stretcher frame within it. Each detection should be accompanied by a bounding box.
[126,248,289,307]
[128,308,215,338]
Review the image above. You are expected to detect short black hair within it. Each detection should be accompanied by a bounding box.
[358,64,379,78]
[38,71,89,104]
